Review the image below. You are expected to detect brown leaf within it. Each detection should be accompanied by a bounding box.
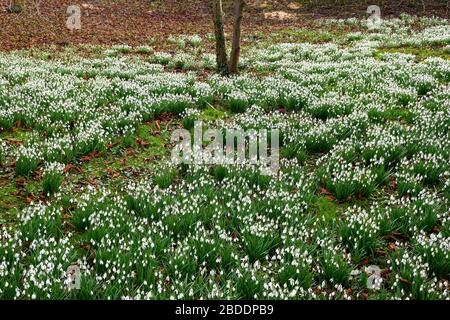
[389,176,397,189]
[126,149,136,156]
[399,278,412,285]
[105,168,121,178]
[144,156,156,163]
[63,163,75,173]
[80,243,92,252]
[388,242,399,251]
[79,151,100,162]
[16,177,26,188]
[64,221,76,229]
[381,269,391,279]
[106,142,119,149]
[63,163,83,174]
[136,138,150,148]
[26,195,37,205]
[318,187,333,196]
[33,168,43,179]
[5,138,22,145]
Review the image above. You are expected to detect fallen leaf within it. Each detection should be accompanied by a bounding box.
[319,187,333,196]
[388,242,398,250]
[399,278,412,285]
[79,151,100,162]
[16,177,26,188]
[381,269,391,279]
[136,138,150,148]
[64,163,83,173]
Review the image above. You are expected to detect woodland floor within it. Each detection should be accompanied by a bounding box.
[1,0,449,51]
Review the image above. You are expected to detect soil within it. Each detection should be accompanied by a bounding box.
[0,0,448,51]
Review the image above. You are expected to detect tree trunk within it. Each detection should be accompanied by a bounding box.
[212,0,229,76]
[229,0,245,74]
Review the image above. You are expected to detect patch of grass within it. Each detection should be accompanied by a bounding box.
[376,46,450,61]
[43,172,63,197]
[211,165,228,181]
[201,106,228,121]
[368,108,415,124]
[182,117,195,130]
[319,249,352,286]
[121,134,135,149]
[0,181,22,223]
[312,196,340,223]
[235,271,264,299]
[14,157,38,177]
[0,129,31,142]
[244,233,281,264]
[154,168,178,189]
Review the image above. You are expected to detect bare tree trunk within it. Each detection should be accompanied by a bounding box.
[229,0,245,74]
[212,0,229,76]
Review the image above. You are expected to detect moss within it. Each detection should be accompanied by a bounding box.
[201,106,228,121]
[0,129,31,142]
[0,181,22,223]
[312,196,340,223]
[136,124,154,142]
